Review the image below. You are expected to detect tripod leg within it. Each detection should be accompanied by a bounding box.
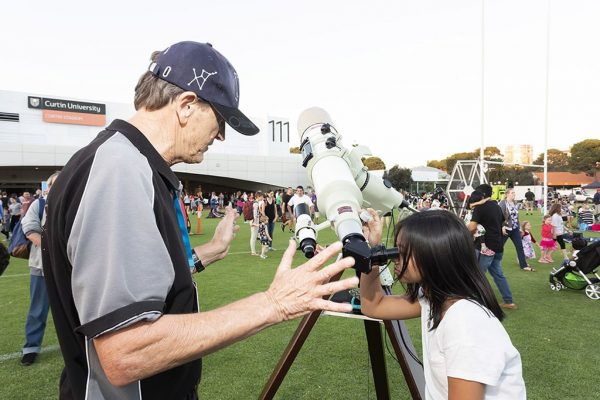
[383,320,425,400]
[259,271,344,400]
[364,319,390,400]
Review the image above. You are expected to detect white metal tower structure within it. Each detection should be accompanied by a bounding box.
[446,160,487,218]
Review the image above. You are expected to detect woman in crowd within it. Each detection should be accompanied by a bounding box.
[499,188,534,271]
[262,190,278,251]
[549,202,569,261]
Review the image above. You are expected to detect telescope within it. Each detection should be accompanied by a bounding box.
[294,107,418,276]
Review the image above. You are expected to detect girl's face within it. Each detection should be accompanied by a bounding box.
[392,256,422,284]
[544,217,551,224]
[524,222,531,230]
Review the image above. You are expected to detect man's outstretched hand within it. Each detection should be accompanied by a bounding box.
[265,240,358,321]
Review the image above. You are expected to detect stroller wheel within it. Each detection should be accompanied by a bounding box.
[584,284,600,300]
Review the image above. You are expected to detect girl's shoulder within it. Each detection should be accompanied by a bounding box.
[439,299,505,339]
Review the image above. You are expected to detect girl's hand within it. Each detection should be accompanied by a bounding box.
[361,208,383,245]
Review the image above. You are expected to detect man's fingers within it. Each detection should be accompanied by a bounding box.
[315,276,359,298]
[303,242,343,271]
[313,299,354,314]
[319,256,355,280]
[276,240,297,274]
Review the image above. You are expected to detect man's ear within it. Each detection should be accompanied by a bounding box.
[175,92,199,124]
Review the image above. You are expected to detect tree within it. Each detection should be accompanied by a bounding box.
[569,139,600,177]
[362,156,386,171]
[445,151,478,174]
[533,149,569,171]
[475,146,504,162]
[427,159,446,171]
[488,166,535,186]
[384,165,413,191]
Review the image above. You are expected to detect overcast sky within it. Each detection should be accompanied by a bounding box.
[2,0,599,168]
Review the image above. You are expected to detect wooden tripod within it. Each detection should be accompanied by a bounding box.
[259,271,425,399]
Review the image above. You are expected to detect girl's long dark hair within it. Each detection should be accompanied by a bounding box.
[394,210,504,330]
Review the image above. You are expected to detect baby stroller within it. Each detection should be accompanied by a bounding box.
[549,239,600,300]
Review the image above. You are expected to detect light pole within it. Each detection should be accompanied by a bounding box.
[542,0,551,215]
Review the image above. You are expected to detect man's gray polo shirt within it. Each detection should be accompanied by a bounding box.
[42,120,201,400]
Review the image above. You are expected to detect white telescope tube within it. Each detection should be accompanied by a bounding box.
[298,108,364,242]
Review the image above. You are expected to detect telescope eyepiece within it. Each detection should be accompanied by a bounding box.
[300,238,316,259]
[369,244,399,267]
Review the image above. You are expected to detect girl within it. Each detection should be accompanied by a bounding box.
[258,215,271,259]
[549,203,569,261]
[521,221,537,260]
[360,209,525,399]
[539,214,556,263]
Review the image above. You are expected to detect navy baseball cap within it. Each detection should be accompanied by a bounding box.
[149,41,259,135]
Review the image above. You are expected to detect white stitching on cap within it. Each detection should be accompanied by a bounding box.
[188,68,218,91]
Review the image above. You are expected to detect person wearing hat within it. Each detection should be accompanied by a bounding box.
[42,41,358,400]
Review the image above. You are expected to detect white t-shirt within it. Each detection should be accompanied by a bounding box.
[287,194,313,212]
[551,213,565,235]
[419,296,526,400]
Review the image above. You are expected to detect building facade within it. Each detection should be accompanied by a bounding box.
[504,144,533,165]
[0,90,309,193]
[410,166,450,192]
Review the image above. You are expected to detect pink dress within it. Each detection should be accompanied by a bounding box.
[540,224,556,250]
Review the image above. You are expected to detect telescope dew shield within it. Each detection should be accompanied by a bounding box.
[294,203,316,258]
[297,107,365,247]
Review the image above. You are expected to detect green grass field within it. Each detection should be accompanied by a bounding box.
[1,210,598,399]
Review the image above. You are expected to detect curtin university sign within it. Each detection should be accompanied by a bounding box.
[28,96,105,114]
[28,96,106,126]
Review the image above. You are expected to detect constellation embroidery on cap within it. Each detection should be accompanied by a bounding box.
[233,71,239,102]
[188,68,218,91]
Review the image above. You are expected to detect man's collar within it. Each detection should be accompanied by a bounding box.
[105,119,180,191]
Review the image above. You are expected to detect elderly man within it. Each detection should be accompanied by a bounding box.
[42,41,357,400]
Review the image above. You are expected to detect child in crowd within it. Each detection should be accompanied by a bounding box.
[360,209,526,399]
[578,204,594,231]
[521,221,537,261]
[539,214,556,263]
[258,215,271,259]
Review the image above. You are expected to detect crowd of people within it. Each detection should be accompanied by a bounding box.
[178,186,320,257]
[462,184,600,311]
[0,181,59,366]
